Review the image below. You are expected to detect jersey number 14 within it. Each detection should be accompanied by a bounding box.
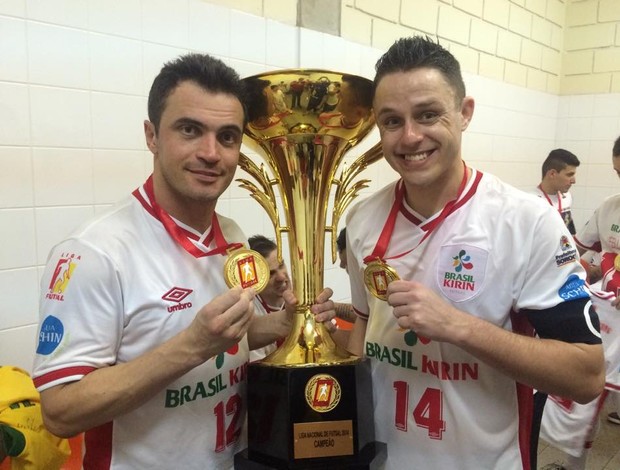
[394,381,446,439]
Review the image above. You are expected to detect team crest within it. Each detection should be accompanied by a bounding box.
[437,245,487,302]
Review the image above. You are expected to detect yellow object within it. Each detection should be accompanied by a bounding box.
[0,366,70,470]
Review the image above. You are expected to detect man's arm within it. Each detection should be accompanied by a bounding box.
[40,287,254,438]
[388,280,604,404]
[347,316,368,357]
[334,302,357,323]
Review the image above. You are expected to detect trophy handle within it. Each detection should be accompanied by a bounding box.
[237,152,287,261]
[329,142,384,263]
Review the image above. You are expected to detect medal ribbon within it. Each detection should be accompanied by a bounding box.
[136,175,242,258]
[537,184,562,214]
[363,162,469,265]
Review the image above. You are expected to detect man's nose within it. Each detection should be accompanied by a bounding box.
[197,134,219,162]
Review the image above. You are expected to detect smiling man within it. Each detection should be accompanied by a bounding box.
[31,54,335,470]
[345,36,604,469]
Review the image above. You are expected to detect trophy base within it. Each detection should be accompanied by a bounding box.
[239,359,381,469]
[234,441,387,469]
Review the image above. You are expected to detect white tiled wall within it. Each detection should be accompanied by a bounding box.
[1,1,618,371]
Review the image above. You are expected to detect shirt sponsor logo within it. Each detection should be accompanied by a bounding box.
[165,359,247,408]
[36,315,64,355]
[558,274,589,301]
[555,236,578,266]
[165,344,246,408]
[365,341,478,381]
[46,253,80,301]
[365,331,478,381]
[437,245,488,302]
[162,287,193,313]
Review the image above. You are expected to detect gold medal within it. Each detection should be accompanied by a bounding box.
[615,254,620,272]
[363,259,400,300]
[224,248,270,293]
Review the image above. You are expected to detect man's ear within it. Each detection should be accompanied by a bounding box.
[460,96,475,131]
[144,120,158,154]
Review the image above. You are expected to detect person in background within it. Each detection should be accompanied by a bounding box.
[31,53,335,470]
[540,135,620,470]
[345,35,604,469]
[270,84,289,114]
[247,235,291,361]
[534,149,581,235]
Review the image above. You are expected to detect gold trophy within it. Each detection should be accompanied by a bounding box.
[234,70,385,469]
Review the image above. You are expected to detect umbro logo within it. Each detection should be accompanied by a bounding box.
[162,287,193,313]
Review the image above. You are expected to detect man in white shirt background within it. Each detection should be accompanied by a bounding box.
[534,148,581,235]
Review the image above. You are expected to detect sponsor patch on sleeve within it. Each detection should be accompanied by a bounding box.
[554,235,578,267]
[36,315,64,355]
[558,274,589,301]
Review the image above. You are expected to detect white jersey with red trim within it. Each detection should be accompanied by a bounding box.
[575,193,620,295]
[540,288,620,457]
[346,169,588,469]
[531,187,575,234]
[32,180,249,470]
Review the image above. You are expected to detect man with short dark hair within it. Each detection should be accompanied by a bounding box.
[346,35,604,469]
[534,148,581,234]
[31,53,335,469]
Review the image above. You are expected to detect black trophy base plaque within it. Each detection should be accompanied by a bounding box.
[234,442,387,469]
[234,358,386,469]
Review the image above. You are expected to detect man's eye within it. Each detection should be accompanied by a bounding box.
[219,131,240,145]
[419,112,438,122]
[180,125,198,136]
[380,116,401,129]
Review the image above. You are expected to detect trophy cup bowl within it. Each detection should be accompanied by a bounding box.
[235,70,386,469]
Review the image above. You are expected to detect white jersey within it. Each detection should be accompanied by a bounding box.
[531,186,576,234]
[33,178,249,470]
[575,193,620,296]
[249,296,283,362]
[540,288,620,457]
[347,169,589,469]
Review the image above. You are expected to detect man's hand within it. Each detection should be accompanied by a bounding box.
[387,280,469,343]
[187,286,255,361]
[312,287,336,323]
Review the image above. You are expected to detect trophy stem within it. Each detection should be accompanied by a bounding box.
[259,306,358,366]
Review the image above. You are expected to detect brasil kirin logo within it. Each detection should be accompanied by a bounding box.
[443,249,475,291]
[439,245,487,302]
[452,250,473,272]
[215,344,239,369]
[403,329,430,346]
